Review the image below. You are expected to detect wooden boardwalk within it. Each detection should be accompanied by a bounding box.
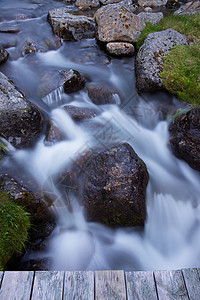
[0,268,200,299]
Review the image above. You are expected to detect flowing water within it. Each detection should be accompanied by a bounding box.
[1,0,200,271]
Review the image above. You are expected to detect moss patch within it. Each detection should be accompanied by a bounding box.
[160,42,200,105]
[0,192,30,270]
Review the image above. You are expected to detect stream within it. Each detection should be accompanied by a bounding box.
[1,0,200,271]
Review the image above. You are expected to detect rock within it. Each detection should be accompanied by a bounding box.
[75,0,100,8]
[0,72,43,148]
[174,1,200,15]
[45,122,66,144]
[106,42,135,56]
[138,0,168,6]
[144,6,153,11]
[137,12,164,24]
[65,143,148,226]
[94,4,146,43]
[135,29,188,93]
[169,106,200,172]
[47,7,95,41]
[0,45,9,64]
[166,0,181,9]
[64,105,96,120]
[85,83,120,105]
[17,257,52,271]
[38,69,86,98]
[100,0,137,8]
[22,37,61,55]
[0,175,56,241]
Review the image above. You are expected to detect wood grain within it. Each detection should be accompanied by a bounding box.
[95,270,126,300]
[125,271,157,300]
[63,271,94,300]
[0,271,34,300]
[31,271,64,300]
[154,270,189,300]
[182,268,200,300]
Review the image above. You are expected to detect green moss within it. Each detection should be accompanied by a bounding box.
[136,13,200,50]
[160,42,200,105]
[0,192,31,270]
[0,142,7,161]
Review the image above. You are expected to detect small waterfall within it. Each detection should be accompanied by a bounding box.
[42,86,64,107]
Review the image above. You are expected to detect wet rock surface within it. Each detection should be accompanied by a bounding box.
[137,12,164,24]
[136,29,188,93]
[38,69,86,98]
[64,143,149,226]
[94,4,146,43]
[106,42,135,56]
[75,0,100,8]
[47,7,95,41]
[0,45,9,64]
[0,175,56,241]
[169,106,200,172]
[0,72,43,148]
[85,83,119,105]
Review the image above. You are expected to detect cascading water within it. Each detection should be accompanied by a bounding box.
[1,0,200,271]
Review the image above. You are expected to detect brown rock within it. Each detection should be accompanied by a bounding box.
[106,42,135,56]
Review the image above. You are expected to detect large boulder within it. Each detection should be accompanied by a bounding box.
[174,1,200,15]
[138,0,168,6]
[0,175,56,241]
[169,106,200,172]
[135,29,188,93]
[106,42,135,56]
[75,0,100,8]
[38,69,86,98]
[94,4,146,43]
[137,12,164,24]
[0,45,9,64]
[47,7,95,41]
[64,143,149,226]
[0,72,43,148]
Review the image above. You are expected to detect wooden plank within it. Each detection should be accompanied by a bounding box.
[63,271,94,300]
[31,271,64,300]
[196,268,200,280]
[182,268,200,300]
[125,271,157,300]
[0,271,34,300]
[154,270,189,300]
[95,270,126,300]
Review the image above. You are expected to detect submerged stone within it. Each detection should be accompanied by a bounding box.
[0,45,9,64]
[85,83,120,105]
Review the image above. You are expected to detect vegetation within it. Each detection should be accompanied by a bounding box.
[136,13,200,105]
[160,42,200,105]
[0,192,30,270]
[0,142,6,161]
[136,13,200,50]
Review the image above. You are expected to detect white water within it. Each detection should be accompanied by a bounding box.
[4,89,200,271]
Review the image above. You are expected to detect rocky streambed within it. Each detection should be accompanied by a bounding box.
[0,0,200,271]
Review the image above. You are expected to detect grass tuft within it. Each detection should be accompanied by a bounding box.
[0,192,31,270]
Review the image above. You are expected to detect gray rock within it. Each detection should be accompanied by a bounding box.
[75,0,100,8]
[136,29,188,93]
[47,7,95,41]
[0,72,43,148]
[106,42,135,56]
[0,45,9,64]
[138,12,164,24]
[138,0,168,6]
[38,69,86,98]
[22,37,61,55]
[174,1,200,15]
[166,0,181,9]
[0,175,56,241]
[94,4,146,43]
[144,6,153,11]
[85,83,119,105]
[64,143,149,226]
[169,106,200,172]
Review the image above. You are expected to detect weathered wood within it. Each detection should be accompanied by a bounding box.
[196,268,200,280]
[0,271,34,300]
[0,272,3,286]
[182,268,200,300]
[95,270,126,300]
[125,271,157,300]
[154,270,189,300]
[31,271,64,300]
[63,271,94,300]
